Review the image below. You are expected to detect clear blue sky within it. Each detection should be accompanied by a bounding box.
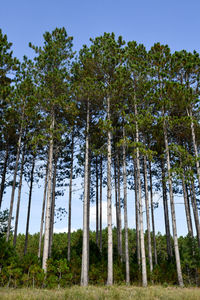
[1,0,199,235]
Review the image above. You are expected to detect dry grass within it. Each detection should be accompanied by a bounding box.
[0,285,200,300]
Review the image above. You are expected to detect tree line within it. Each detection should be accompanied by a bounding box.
[0,27,200,287]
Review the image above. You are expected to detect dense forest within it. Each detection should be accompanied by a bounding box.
[0,27,200,288]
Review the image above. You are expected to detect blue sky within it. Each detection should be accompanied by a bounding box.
[1,0,199,236]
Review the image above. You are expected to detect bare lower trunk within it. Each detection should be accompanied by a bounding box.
[107,96,113,286]
[13,146,25,246]
[38,162,48,258]
[163,114,183,287]
[187,108,200,191]
[190,181,200,248]
[149,161,157,265]
[182,174,193,237]
[143,156,153,273]
[117,153,122,260]
[185,183,193,237]
[81,100,90,286]
[114,155,120,256]
[67,130,74,262]
[96,157,99,246]
[87,151,91,275]
[0,145,9,209]
[161,158,172,259]
[135,103,147,287]
[24,156,35,255]
[122,127,130,284]
[99,156,103,252]
[48,155,57,257]
[6,129,22,241]
[134,158,141,266]
[42,111,55,272]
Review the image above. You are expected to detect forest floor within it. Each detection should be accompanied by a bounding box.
[0,285,200,300]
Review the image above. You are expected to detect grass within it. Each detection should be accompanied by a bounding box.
[0,285,200,300]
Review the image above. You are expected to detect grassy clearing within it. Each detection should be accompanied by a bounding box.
[0,285,200,300]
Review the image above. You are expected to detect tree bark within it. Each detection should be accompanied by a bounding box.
[163,112,184,287]
[13,145,25,246]
[134,158,141,266]
[107,96,113,286]
[117,153,123,260]
[190,181,200,248]
[38,162,48,258]
[135,102,147,287]
[24,155,35,255]
[0,144,9,209]
[6,125,23,241]
[81,100,90,286]
[181,172,193,238]
[122,127,130,284]
[149,161,157,265]
[161,158,172,259]
[114,154,120,256]
[143,156,153,272]
[67,130,74,262]
[42,111,55,272]
[48,153,58,257]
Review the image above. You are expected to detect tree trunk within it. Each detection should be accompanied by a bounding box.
[13,146,25,246]
[48,153,58,257]
[134,158,141,266]
[185,183,193,237]
[81,100,90,286]
[99,155,103,252]
[163,113,184,287]
[190,181,200,248]
[42,111,55,272]
[122,127,130,284]
[149,161,157,265]
[135,102,147,287]
[107,96,113,286]
[114,155,120,256]
[24,156,35,255]
[96,157,99,246]
[0,144,9,209]
[143,156,153,273]
[181,172,193,238]
[67,130,74,262]
[161,157,172,259]
[38,162,48,258]
[187,108,200,191]
[117,153,123,260]
[6,126,23,241]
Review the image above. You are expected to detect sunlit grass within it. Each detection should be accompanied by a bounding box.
[1,285,200,300]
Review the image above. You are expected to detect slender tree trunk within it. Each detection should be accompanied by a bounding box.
[6,126,23,241]
[185,183,193,237]
[135,102,147,287]
[96,157,99,246]
[181,172,193,237]
[117,153,123,260]
[122,127,130,284]
[107,96,113,286]
[42,111,55,272]
[187,108,200,191]
[190,181,200,248]
[81,100,90,286]
[0,144,9,209]
[13,146,25,246]
[163,113,184,287]
[149,161,157,265]
[48,154,57,257]
[38,162,48,258]
[67,130,74,262]
[161,158,172,259]
[87,151,91,275]
[143,156,153,273]
[99,156,103,252]
[24,156,35,255]
[134,158,141,266]
[114,155,120,256]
